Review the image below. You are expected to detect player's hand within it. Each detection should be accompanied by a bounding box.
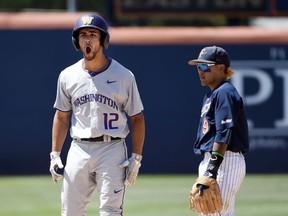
[49,151,64,183]
[190,176,223,214]
[119,153,142,187]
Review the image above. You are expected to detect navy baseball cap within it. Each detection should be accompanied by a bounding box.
[188,46,230,67]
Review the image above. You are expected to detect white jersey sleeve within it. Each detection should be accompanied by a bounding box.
[122,74,143,117]
[53,58,144,139]
[54,72,72,112]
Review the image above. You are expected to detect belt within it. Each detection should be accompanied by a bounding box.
[201,150,242,158]
[74,135,121,142]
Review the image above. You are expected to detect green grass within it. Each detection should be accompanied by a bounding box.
[0,174,287,216]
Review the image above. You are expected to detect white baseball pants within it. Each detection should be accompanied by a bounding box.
[198,151,246,216]
[61,139,127,216]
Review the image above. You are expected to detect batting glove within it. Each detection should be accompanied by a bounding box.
[119,153,142,187]
[49,151,64,183]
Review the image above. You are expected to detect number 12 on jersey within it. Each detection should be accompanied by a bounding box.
[103,113,119,130]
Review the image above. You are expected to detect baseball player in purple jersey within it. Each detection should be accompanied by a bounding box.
[49,14,145,216]
[188,46,249,216]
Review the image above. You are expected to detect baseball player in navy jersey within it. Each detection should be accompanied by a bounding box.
[49,14,145,216]
[188,46,249,216]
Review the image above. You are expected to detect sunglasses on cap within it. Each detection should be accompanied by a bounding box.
[197,63,216,72]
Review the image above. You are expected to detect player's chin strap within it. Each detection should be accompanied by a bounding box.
[204,151,224,179]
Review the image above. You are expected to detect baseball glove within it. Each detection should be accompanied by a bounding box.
[189,176,223,214]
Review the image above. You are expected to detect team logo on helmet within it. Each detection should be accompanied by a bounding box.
[81,16,94,25]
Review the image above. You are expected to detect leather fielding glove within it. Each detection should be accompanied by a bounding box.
[189,176,223,214]
[119,153,142,187]
[49,151,64,183]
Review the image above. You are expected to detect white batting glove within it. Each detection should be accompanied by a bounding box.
[49,151,64,183]
[119,153,142,187]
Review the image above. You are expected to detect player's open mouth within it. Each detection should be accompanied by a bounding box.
[86,46,91,54]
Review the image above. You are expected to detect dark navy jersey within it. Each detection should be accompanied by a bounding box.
[194,80,249,155]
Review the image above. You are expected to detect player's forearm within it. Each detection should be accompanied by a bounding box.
[204,142,228,179]
[130,112,145,155]
[212,142,228,156]
[52,110,70,152]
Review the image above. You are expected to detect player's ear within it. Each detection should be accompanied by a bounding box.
[218,64,225,72]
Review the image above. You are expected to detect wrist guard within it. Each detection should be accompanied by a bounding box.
[204,151,224,179]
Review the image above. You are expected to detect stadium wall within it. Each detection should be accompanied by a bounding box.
[1,13,288,174]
